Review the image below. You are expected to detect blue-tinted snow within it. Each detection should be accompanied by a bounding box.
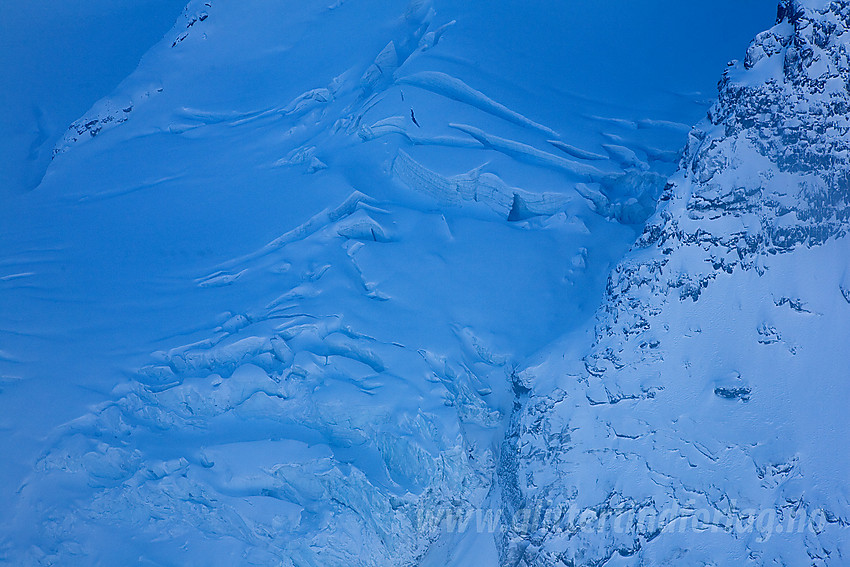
[0,0,187,194]
[0,0,779,564]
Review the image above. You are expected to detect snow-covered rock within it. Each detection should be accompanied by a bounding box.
[504,1,850,564]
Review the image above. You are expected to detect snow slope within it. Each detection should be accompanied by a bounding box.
[0,0,187,194]
[0,0,784,565]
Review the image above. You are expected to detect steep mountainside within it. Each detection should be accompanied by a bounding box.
[504,1,850,564]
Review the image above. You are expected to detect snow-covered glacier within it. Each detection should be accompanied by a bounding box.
[1,0,846,565]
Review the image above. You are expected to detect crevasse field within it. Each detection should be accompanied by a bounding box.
[1,0,848,565]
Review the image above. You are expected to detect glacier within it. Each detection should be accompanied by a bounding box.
[1,0,847,565]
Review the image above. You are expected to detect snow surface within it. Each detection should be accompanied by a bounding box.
[0,0,187,194]
[1,0,822,565]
